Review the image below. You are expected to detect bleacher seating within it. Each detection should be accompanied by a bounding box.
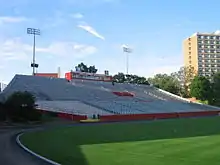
[37,101,112,116]
[0,74,218,116]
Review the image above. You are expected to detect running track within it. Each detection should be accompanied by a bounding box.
[0,128,50,165]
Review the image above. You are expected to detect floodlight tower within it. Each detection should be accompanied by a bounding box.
[27,28,40,75]
[122,44,132,75]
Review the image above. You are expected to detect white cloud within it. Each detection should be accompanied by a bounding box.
[0,38,97,62]
[37,42,97,58]
[0,38,31,61]
[0,16,27,24]
[78,23,105,40]
[0,38,98,83]
[71,13,84,19]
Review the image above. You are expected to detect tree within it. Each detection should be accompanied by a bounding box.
[88,66,98,73]
[76,63,98,73]
[171,66,196,97]
[212,72,220,106]
[113,73,149,85]
[76,62,88,72]
[0,102,6,121]
[4,91,41,122]
[148,74,180,95]
[189,76,212,101]
[113,73,126,83]
[5,91,36,108]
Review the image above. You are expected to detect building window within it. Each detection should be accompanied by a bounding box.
[188,42,191,46]
[204,50,209,53]
[188,38,191,41]
[189,47,191,50]
[189,60,192,64]
[189,51,191,55]
[189,56,191,59]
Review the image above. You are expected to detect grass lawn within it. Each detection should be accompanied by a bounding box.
[21,117,220,165]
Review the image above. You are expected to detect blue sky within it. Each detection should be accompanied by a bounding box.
[1,0,220,83]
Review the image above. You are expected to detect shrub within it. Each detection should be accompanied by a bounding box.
[0,102,6,121]
[4,91,42,122]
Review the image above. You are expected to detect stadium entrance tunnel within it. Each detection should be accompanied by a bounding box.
[112,91,135,97]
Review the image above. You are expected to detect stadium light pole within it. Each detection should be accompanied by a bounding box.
[27,28,40,75]
[122,45,132,75]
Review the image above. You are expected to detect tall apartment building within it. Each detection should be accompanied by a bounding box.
[183,30,220,77]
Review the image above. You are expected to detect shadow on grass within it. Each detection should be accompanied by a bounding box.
[21,117,220,165]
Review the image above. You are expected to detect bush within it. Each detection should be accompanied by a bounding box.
[4,91,42,122]
[0,102,6,121]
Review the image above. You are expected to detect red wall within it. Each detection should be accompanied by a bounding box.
[58,113,87,121]
[38,109,87,121]
[65,72,72,81]
[38,109,220,123]
[35,73,58,78]
[100,110,220,122]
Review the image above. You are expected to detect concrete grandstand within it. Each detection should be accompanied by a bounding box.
[0,74,219,119]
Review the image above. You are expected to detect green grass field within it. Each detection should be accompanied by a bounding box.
[21,117,220,165]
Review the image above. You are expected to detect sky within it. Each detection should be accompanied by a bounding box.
[1,0,220,84]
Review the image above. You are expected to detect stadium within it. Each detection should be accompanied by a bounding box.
[2,70,220,165]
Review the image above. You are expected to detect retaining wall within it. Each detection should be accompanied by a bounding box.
[38,109,220,123]
[100,110,220,122]
[38,109,87,121]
